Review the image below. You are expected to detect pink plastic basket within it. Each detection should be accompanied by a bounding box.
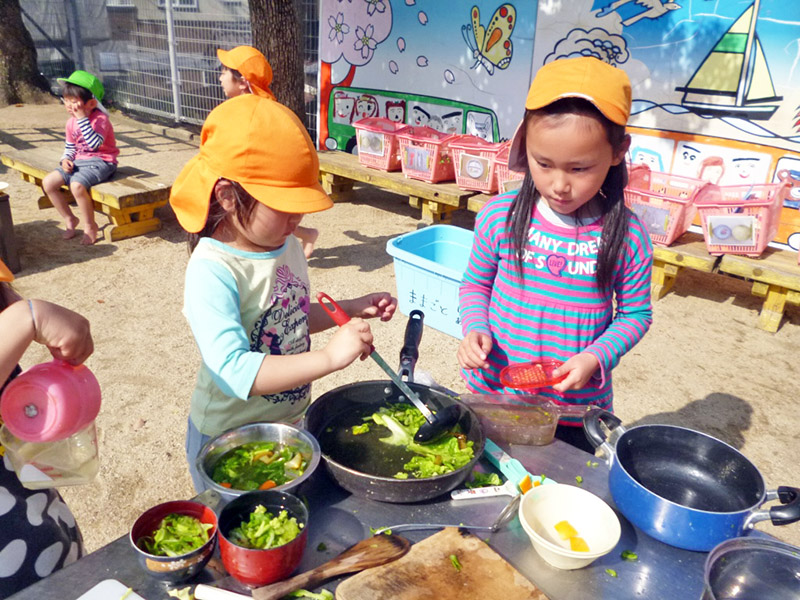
[353,117,405,171]
[396,126,456,183]
[494,141,526,194]
[449,135,504,193]
[694,182,790,256]
[624,167,709,246]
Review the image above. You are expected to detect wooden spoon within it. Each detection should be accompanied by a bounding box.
[250,533,411,600]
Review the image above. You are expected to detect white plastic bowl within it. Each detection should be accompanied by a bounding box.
[518,483,621,570]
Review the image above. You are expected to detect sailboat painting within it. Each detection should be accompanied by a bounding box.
[675,0,781,120]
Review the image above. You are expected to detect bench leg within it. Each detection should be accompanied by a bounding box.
[98,204,164,242]
[650,259,679,302]
[751,281,787,333]
[320,173,354,196]
[409,196,456,225]
[0,194,21,273]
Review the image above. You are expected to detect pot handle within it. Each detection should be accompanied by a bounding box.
[582,408,625,468]
[399,310,424,383]
[745,486,800,529]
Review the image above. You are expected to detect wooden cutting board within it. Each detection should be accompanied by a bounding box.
[336,527,549,600]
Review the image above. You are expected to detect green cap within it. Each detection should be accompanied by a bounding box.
[58,70,104,102]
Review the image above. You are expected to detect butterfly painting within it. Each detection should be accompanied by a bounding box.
[462,4,515,75]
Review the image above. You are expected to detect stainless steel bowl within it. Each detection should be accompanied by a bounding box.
[196,422,321,502]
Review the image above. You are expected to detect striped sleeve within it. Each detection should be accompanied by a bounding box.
[76,117,104,150]
[61,142,76,162]
[584,213,653,383]
[459,194,513,336]
[61,120,76,161]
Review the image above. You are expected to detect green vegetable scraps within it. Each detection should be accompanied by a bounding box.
[211,441,307,491]
[575,475,583,485]
[621,550,638,561]
[351,423,370,435]
[369,527,392,535]
[605,568,618,577]
[586,460,599,468]
[166,588,194,600]
[369,404,474,479]
[449,554,462,572]
[465,471,502,489]
[229,505,303,550]
[317,542,327,551]
[287,590,334,600]
[139,513,212,557]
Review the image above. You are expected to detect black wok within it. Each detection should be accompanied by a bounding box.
[304,381,484,503]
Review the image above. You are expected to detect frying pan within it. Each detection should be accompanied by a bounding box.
[304,312,484,503]
[304,380,484,503]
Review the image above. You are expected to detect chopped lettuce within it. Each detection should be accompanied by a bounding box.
[139,513,212,557]
[351,423,370,435]
[369,404,474,479]
[286,590,334,600]
[465,471,502,489]
[228,505,303,549]
[211,442,307,491]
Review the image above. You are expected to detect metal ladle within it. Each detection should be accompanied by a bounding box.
[317,292,461,443]
[372,493,522,535]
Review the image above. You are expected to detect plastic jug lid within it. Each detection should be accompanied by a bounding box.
[0,361,101,442]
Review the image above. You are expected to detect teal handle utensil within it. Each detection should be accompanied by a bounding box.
[483,438,555,491]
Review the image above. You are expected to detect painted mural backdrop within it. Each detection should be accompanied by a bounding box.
[317,0,800,248]
[318,0,537,152]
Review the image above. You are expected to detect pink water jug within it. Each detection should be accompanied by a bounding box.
[0,360,101,488]
[1,360,101,441]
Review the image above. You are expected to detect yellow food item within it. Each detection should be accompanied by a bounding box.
[569,536,589,552]
[519,475,532,494]
[554,520,578,540]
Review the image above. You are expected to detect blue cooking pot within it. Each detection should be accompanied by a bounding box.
[583,408,800,552]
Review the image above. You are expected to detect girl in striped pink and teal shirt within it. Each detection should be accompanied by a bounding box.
[457,58,653,452]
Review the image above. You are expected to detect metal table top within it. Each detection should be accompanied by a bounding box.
[9,438,724,600]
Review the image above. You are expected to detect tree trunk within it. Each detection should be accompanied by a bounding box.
[248,0,306,125]
[0,0,52,106]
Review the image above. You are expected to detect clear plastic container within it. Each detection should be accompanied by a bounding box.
[0,422,99,488]
[0,360,101,489]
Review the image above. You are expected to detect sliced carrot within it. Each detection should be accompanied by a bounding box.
[259,480,277,490]
[519,474,532,494]
[220,482,232,488]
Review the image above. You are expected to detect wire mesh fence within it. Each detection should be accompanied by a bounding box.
[23,0,320,141]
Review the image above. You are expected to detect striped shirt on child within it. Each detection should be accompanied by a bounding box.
[459,191,653,424]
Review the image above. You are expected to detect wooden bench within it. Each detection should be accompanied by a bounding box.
[651,231,800,332]
[718,249,800,333]
[317,151,478,224]
[651,232,720,302]
[0,148,171,242]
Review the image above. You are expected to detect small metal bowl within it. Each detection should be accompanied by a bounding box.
[196,422,321,502]
[130,500,217,584]
[218,490,309,586]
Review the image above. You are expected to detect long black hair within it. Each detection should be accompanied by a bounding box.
[187,179,258,252]
[507,97,630,291]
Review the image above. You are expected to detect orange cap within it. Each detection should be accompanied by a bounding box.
[0,258,14,282]
[217,46,276,100]
[508,57,631,172]
[169,94,332,233]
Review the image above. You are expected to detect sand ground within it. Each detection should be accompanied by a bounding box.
[1,102,799,553]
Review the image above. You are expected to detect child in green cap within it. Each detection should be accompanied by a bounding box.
[42,70,119,245]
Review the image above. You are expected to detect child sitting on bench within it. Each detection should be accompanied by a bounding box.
[42,70,119,245]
